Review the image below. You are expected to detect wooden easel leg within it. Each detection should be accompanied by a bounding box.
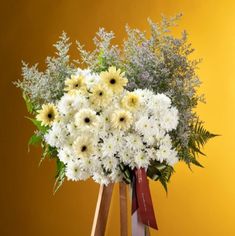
[119,182,128,236]
[145,226,151,236]
[91,184,114,236]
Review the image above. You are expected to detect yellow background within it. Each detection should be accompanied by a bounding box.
[1,0,235,235]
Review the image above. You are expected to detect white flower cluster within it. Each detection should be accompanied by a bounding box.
[44,69,179,185]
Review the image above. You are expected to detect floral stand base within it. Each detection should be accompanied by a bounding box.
[91,182,151,236]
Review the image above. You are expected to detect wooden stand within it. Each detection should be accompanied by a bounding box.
[91,183,128,236]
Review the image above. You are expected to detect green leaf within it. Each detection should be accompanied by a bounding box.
[190,119,219,149]
[25,116,48,133]
[23,93,35,114]
[28,133,42,151]
[159,178,168,193]
[53,159,66,194]
[190,158,204,168]
[147,161,174,193]
[119,163,132,184]
[179,149,204,168]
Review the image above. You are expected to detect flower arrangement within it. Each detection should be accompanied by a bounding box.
[15,15,217,231]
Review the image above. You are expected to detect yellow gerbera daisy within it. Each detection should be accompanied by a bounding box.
[111,109,133,130]
[36,103,58,126]
[100,66,128,94]
[89,83,113,107]
[121,92,140,111]
[73,136,94,158]
[64,75,86,94]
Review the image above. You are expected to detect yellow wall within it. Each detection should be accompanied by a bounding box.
[1,0,235,235]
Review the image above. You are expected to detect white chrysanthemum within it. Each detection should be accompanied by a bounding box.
[153,93,171,109]
[155,128,166,143]
[134,152,150,169]
[44,122,67,148]
[125,133,143,151]
[92,172,111,186]
[101,156,119,171]
[142,135,156,146]
[58,147,76,164]
[135,116,155,137]
[119,149,135,166]
[79,155,98,172]
[101,135,120,157]
[75,68,100,90]
[67,122,80,139]
[72,94,89,111]
[57,94,75,115]
[109,168,123,183]
[167,151,178,166]
[159,107,179,131]
[66,161,90,181]
[134,89,155,105]
[74,108,99,130]
[156,144,178,166]
[158,134,173,147]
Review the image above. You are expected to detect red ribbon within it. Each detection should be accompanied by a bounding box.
[132,168,158,230]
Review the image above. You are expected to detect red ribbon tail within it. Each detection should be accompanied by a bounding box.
[131,168,158,230]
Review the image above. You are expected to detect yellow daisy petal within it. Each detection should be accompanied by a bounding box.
[100,66,128,94]
[111,109,133,130]
[36,103,58,126]
[121,92,140,111]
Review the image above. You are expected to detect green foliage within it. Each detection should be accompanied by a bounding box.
[23,93,36,114]
[147,161,174,193]
[190,119,218,150]
[14,32,75,108]
[25,117,48,134]
[177,119,218,168]
[53,158,66,194]
[119,163,132,184]
[14,15,218,193]
[28,133,42,151]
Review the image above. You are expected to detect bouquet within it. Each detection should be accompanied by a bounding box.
[15,15,217,233]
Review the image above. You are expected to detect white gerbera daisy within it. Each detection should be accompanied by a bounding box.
[89,83,113,107]
[73,136,95,158]
[74,108,99,130]
[64,74,87,94]
[111,110,133,131]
